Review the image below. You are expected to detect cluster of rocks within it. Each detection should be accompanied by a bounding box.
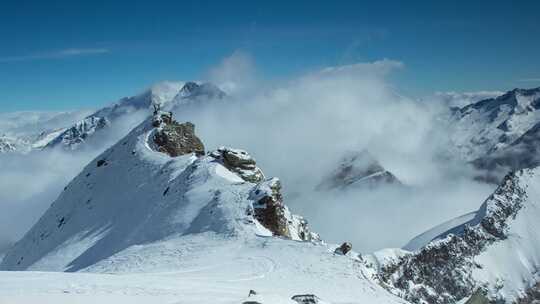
[378,171,527,304]
[210,147,265,183]
[151,110,205,157]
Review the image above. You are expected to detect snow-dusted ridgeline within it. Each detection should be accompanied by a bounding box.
[376,168,540,304]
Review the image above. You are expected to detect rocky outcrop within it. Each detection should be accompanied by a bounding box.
[378,170,528,304]
[334,242,352,255]
[210,147,265,183]
[250,178,317,241]
[317,150,400,190]
[152,111,205,157]
[291,294,322,304]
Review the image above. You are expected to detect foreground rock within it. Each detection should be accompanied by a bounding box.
[250,178,317,241]
[152,110,205,157]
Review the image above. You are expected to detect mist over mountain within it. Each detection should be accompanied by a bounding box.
[1,52,540,303]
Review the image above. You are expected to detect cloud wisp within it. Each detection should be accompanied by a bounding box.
[0,48,109,63]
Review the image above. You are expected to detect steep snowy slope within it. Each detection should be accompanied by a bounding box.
[378,168,540,304]
[0,109,313,272]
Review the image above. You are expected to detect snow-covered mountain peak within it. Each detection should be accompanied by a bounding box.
[175,81,226,101]
[0,110,315,272]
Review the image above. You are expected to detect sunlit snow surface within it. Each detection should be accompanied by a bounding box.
[0,116,406,303]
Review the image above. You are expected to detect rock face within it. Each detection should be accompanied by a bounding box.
[250,178,317,241]
[317,150,400,190]
[377,169,538,304]
[210,147,265,183]
[152,111,205,157]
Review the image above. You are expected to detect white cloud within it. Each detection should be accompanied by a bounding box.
[0,52,497,253]
[0,48,109,63]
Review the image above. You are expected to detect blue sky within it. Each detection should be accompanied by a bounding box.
[1,0,539,112]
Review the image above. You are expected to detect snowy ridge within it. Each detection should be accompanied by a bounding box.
[0,111,311,272]
[378,168,540,303]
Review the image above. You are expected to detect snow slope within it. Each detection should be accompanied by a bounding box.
[0,112,406,303]
[380,168,540,303]
[0,236,405,304]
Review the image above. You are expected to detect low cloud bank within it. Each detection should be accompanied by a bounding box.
[0,52,497,253]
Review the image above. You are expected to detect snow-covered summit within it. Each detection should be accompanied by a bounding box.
[44,81,226,151]
[175,81,226,101]
[0,110,313,272]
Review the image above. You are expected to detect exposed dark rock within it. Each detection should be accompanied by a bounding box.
[250,178,289,237]
[291,294,321,304]
[210,147,265,183]
[152,111,205,157]
[334,242,352,255]
[96,159,107,167]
